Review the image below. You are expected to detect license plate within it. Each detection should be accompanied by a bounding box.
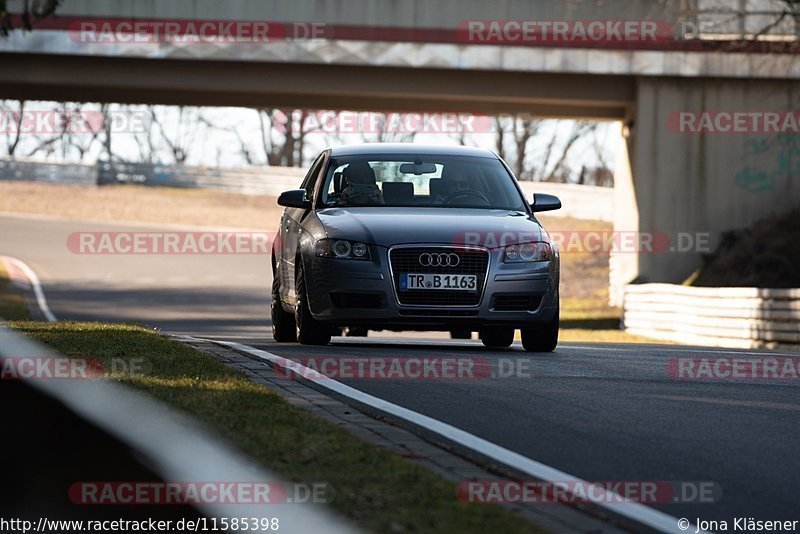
[399,273,477,291]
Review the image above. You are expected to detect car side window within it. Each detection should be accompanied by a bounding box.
[300,154,326,202]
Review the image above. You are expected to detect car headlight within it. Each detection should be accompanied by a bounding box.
[503,242,552,263]
[316,239,371,260]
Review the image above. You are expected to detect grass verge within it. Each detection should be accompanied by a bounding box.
[9,321,541,534]
[558,295,665,344]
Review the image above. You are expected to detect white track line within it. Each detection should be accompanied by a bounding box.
[187,336,708,534]
[3,257,57,322]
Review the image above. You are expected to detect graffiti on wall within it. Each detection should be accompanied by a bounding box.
[735,134,800,193]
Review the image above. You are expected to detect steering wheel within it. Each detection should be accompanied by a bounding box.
[444,189,491,206]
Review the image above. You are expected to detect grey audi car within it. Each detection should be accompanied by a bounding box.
[271,144,561,351]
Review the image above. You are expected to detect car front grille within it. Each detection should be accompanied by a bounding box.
[389,246,489,306]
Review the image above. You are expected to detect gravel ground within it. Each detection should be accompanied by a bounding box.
[0,182,284,229]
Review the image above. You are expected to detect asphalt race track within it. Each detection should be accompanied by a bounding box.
[3,214,799,526]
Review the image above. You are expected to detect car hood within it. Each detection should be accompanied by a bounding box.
[316,207,547,248]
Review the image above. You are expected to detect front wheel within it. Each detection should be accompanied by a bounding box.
[271,269,296,342]
[480,327,514,349]
[295,262,331,346]
[521,306,559,352]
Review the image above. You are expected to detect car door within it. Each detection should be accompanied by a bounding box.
[279,152,326,305]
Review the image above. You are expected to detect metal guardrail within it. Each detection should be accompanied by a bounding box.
[95,162,309,196]
[0,323,357,532]
[0,158,96,185]
[623,283,800,350]
[0,158,309,196]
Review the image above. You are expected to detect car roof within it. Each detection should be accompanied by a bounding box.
[328,143,497,158]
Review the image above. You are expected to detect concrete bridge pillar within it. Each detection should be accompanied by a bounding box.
[611,76,800,305]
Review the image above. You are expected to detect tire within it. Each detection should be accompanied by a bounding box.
[521,306,559,352]
[271,268,296,342]
[450,329,472,340]
[480,327,514,348]
[346,327,369,337]
[295,262,331,346]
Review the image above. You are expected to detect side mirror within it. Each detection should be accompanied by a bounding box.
[531,193,561,212]
[277,189,312,209]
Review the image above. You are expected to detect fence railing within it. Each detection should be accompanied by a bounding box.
[623,283,800,351]
[0,158,96,185]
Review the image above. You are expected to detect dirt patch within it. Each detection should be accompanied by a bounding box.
[0,182,284,229]
[692,205,800,288]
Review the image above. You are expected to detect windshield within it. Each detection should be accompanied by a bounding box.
[320,154,527,211]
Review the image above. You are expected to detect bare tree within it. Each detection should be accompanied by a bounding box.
[149,106,206,164]
[540,121,598,182]
[0,0,61,36]
[754,0,800,38]
[493,117,506,160]
[513,116,541,180]
[65,102,104,162]
[360,112,417,144]
[681,0,799,41]
[494,114,542,180]
[494,114,548,181]
[1,99,25,157]
[125,105,156,164]
[21,101,67,159]
[492,114,602,183]
[256,108,319,167]
[233,125,258,165]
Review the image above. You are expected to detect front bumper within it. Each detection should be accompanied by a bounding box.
[303,245,559,330]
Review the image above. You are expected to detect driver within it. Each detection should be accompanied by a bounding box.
[438,163,482,202]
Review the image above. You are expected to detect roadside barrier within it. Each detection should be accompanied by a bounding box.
[623,283,800,351]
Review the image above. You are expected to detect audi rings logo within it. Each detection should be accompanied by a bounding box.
[419,253,460,267]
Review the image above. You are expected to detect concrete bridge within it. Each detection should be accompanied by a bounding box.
[2,0,799,300]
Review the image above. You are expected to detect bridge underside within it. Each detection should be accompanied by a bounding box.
[1,52,633,119]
